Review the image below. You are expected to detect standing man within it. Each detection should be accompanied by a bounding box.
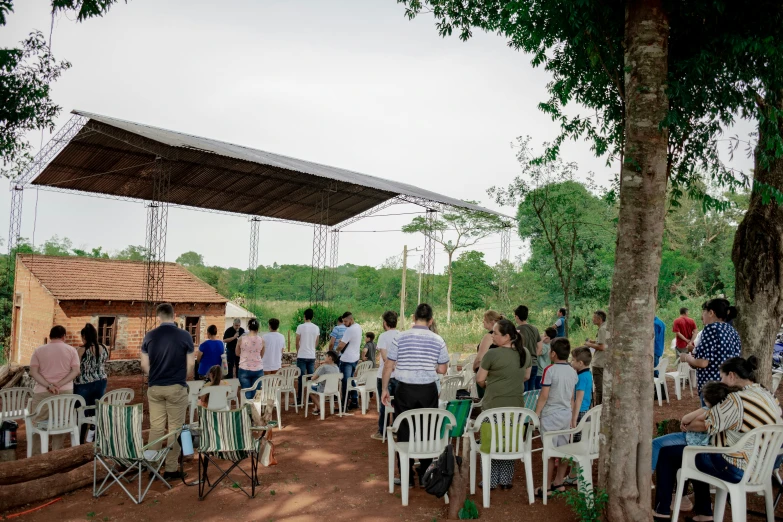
[28,325,80,455]
[584,310,608,405]
[261,318,285,375]
[514,305,543,391]
[337,312,363,411]
[295,308,320,404]
[381,303,449,487]
[222,318,244,379]
[371,311,400,440]
[141,303,194,480]
[672,307,697,356]
[329,316,347,350]
[653,315,666,376]
[552,307,567,338]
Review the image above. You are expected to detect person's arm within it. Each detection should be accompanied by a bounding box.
[476,367,489,388]
[535,386,550,418]
[77,346,85,357]
[236,337,243,358]
[362,347,368,361]
[473,333,492,371]
[524,367,532,381]
[337,339,347,353]
[296,333,301,353]
[195,345,203,364]
[55,367,80,391]
[29,366,58,395]
[381,360,395,406]
[573,391,584,428]
[536,339,543,356]
[141,353,150,376]
[259,338,265,359]
[436,363,448,374]
[682,352,709,368]
[682,409,708,432]
[223,329,237,342]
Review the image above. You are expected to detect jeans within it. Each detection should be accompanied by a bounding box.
[534,374,543,390]
[654,354,661,377]
[654,444,744,516]
[394,381,439,483]
[525,366,538,392]
[148,384,189,472]
[226,349,239,379]
[340,360,358,405]
[74,378,108,440]
[377,377,398,434]
[651,432,687,471]
[238,369,263,399]
[296,358,315,403]
[593,367,604,405]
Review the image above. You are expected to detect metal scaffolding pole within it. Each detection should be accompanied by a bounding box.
[329,228,339,302]
[310,191,330,306]
[501,227,511,263]
[248,217,261,309]
[422,209,437,303]
[499,226,511,303]
[142,158,171,333]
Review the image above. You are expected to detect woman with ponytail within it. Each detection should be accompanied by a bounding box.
[236,318,265,399]
[473,310,503,399]
[475,318,531,489]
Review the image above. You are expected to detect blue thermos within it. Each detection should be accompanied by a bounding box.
[181,426,194,456]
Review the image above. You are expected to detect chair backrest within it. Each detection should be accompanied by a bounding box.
[735,424,783,486]
[101,388,134,405]
[654,357,668,376]
[95,399,143,460]
[225,378,240,397]
[187,380,206,398]
[771,372,783,395]
[199,385,232,410]
[255,375,284,402]
[0,387,33,419]
[440,376,462,402]
[35,394,84,430]
[474,407,539,454]
[356,361,373,375]
[461,353,477,368]
[198,405,255,453]
[392,408,457,455]
[522,389,541,411]
[315,373,342,395]
[279,366,300,388]
[677,361,692,378]
[361,368,378,384]
[576,405,602,455]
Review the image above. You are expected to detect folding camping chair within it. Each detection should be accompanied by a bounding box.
[197,404,261,500]
[93,400,182,504]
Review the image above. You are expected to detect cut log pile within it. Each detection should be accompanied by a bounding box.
[0,364,26,389]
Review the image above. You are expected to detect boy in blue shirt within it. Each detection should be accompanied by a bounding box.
[570,347,593,440]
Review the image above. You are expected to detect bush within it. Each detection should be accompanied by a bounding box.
[289,304,343,349]
[554,460,608,522]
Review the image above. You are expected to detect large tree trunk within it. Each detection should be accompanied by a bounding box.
[0,460,105,511]
[599,1,669,520]
[447,253,454,324]
[732,92,783,390]
[563,292,571,338]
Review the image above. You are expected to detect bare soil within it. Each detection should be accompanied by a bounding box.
[4,376,782,521]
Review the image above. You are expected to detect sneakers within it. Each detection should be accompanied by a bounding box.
[370,432,384,441]
[393,478,413,488]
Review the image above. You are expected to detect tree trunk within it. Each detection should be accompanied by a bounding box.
[447,252,454,324]
[563,292,571,338]
[599,1,669,520]
[0,460,106,511]
[0,443,94,485]
[732,92,783,390]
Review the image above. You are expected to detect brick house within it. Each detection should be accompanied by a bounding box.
[10,255,227,364]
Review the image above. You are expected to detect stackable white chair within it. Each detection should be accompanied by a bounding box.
[24,394,84,457]
[304,373,343,421]
[78,388,135,430]
[665,362,695,400]
[187,380,206,424]
[653,358,670,406]
[440,376,463,403]
[279,366,301,412]
[0,387,33,422]
[198,385,232,411]
[243,375,284,429]
[355,361,374,375]
[351,368,378,415]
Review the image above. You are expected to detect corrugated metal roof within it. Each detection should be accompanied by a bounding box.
[29,110,507,226]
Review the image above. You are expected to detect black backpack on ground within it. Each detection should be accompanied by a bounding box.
[421,444,461,498]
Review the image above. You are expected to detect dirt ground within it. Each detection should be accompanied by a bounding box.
[4,375,783,521]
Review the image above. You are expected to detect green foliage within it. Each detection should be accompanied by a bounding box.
[451,251,494,312]
[115,245,147,261]
[554,462,608,522]
[289,304,342,348]
[458,498,479,519]
[176,251,205,267]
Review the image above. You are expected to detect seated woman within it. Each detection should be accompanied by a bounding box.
[653,356,782,521]
[308,350,340,415]
[199,365,229,408]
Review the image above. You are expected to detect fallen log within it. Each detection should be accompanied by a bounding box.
[0,443,94,485]
[0,460,105,512]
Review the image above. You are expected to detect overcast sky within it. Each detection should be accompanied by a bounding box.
[0,0,755,272]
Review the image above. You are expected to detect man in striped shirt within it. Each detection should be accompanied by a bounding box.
[381,303,450,487]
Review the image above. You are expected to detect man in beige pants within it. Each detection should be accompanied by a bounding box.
[141,303,194,479]
[28,325,81,455]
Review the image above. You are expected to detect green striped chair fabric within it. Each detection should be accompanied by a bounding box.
[522,389,540,411]
[198,405,259,461]
[95,401,145,466]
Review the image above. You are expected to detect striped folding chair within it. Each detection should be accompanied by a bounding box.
[93,400,182,504]
[197,404,261,500]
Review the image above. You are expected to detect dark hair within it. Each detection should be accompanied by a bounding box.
[366,332,375,341]
[702,298,738,322]
[336,316,344,324]
[559,307,567,316]
[514,305,529,322]
[342,311,353,320]
[50,325,66,340]
[680,307,689,315]
[304,308,314,320]
[702,381,742,407]
[572,346,592,366]
[325,350,339,364]
[156,303,174,318]
[550,338,572,361]
[207,324,218,336]
[594,310,607,322]
[720,356,758,382]
[80,323,100,358]
[544,327,558,339]
[206,365,223,387]
[494,319,527,368]
[268,318,280,330]
[248,318,260,332]
[414,303,434,322]
[382,310,398,328]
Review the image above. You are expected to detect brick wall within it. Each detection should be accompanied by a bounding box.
[11,262,56,364]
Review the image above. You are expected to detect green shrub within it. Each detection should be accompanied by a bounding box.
[554,461,608,522]
[289,304,343,348]
[458,498,479,519]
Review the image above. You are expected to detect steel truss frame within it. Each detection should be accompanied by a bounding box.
[142,158,172,333]
[310,189,332,306]
[248,217,261,306]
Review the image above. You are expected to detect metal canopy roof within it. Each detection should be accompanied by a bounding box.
[30,110,505,226]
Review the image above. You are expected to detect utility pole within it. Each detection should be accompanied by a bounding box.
[417,256,423,305]
[400,245,407,329]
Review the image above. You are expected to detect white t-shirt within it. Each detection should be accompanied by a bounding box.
[296,322,320,359]
[339,323,363,363]
[261,332,285,372]
[377,329,401,374]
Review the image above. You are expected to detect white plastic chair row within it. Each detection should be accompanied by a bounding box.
[665,361,696,400]
[24,393,84,457]
[0,387,33,422]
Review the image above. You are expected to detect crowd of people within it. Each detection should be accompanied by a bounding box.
[22,295,782,517]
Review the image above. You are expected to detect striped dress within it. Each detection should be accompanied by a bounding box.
[704,383,782,469]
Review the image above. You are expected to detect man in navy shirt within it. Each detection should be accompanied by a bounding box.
[141,303,194,479]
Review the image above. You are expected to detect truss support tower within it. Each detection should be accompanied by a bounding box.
[422,209,437,303]
[142,158,172,333]
[248,217,261,309]
[310,191,330,306]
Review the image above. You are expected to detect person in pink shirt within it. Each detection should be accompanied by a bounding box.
[28,325,81,454]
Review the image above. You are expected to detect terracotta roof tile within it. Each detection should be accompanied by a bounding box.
[17,255,227,303]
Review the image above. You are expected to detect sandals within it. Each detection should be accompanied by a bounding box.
[312,409,321,415]
[534,483,565,498]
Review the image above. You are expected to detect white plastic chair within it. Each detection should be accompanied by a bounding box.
[672,424,783,522]
[382,395,395,442]
[344,367,370,413]
[304,373,343,421]
[24,394,85,457]
[78,388,135,429]
[355,361,373,375]
[225,378,240,408]
[244,375,284,429]
[187,380,206,424]
[541,405,602,505]
[279,366,301,412]
[665,361,695,400]
[387,408,456,506]
[198,385,232,411]
[0,387,33,422]
[469,407,539,507]
[440,376,463,402]
[771,370,783,396]
[653,358,670,406]
[351,368,378,415]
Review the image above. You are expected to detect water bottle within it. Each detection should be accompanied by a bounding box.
[180,426,194,456]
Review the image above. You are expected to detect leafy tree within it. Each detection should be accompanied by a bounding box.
[176,251,205,267]
[450,250,495,312]
[114,245,147,262]
[402,204,505,323]
[41,235,72,256]
[72,246,109,258]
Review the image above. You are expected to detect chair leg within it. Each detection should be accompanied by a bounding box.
[664,381,670,404]
[469,448,477,495]
[401,455,410,506]
[40,433,49,454]
[320,396,325,421]
[293,389,298,414]
[26,430,34,458]
[542,450,549,506]
[671,471,687,521]
[765,483,775,522]
[388,442,396,494]
[713,488,728,521]
[525,457,534,504]
[728,489,745,522]
[656,385,662,407]
[674,378,681,400]
[481,455,491,508]
[276,400,282,430]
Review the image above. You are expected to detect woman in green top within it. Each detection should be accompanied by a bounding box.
[475,319,531,489]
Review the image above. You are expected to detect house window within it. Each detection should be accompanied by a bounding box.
[184,317,200,344]
[98,317,116,349]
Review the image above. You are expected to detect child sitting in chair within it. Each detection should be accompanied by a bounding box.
[199,365,229,408]
[308,350,340,415]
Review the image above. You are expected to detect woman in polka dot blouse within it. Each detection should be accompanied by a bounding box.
[681,298,741,401]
